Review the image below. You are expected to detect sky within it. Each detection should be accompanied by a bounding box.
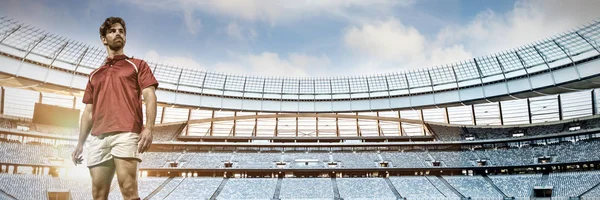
[1,0,600,77]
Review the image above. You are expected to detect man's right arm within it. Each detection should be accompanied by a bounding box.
[72,103,93,165]
[77,104,94,147]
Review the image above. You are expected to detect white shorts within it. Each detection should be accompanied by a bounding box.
[87,132,141,167]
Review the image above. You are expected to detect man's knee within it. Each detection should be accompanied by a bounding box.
[91,184,110,200]
[117,171,139,199]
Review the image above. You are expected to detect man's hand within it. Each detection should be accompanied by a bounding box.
[138,128,153,154]
[71,145,84,166]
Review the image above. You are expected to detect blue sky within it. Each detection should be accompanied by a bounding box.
[2,0,600,77]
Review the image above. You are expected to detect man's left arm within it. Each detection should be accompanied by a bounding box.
[138,86,157,153]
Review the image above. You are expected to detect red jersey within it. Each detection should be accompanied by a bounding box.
[82,54,159,136]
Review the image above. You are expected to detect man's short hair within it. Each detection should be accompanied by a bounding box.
[99,17,126,38]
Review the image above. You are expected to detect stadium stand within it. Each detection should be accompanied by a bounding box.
[443,175,504,199]
[217,178,277,200]
[279,178,334,200]
[162,177,222,200]
[147,177,184,200]
[336,178,397,200]
[333,152,381,168]
[548,171,600,198]
[428,115,600,141]
[179,152,232,168]
[389,176,458,199]
[488,173,541,199]
[112,138,600,169]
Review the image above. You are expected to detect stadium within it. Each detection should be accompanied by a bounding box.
[1,7,600,200]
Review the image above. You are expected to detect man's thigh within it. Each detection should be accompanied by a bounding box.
[89,159,116,200]
[114,157,140,199]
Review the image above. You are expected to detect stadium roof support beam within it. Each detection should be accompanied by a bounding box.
[173,69,184,105]
[558,94,563,121]
[43,40,69,83]
[404,73,412,108]
[186,109,192,136]
[527,98,533,124]
[450,66,463,105]
[398,111,404,136]
[198,71,208,107]
[495,56,514,99]
[576,31,600,54]
[347,79,353,110]
[0,24,20,44]
[232,111,237,137]
[384,76,392,109]
[277,79,282,111]
[426,70,437,106]
[15,34,47,77]
[533,45,557,85]
[419,110,425,135]
[471,104,476,125]
[514,51,534,92]
[0,87,4,115]
[443,107,449,124]
[366,77,372,110]
[209,110,215,136]
[315,115,319,137]
[592,90,598,115]
[68,46,89,89]
[274,113,279,137]
[553,40,581,79]
[498,101,504,125]
[473,58,489,102]
[335,113,340,137]
[376,112,382,137]
[219,75,228,110]
[355,112,361,137]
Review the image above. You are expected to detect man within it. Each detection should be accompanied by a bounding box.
[71,17,158,200]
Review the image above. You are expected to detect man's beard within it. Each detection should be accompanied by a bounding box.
[108,39,124,51]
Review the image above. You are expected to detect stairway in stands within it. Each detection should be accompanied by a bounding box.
[482,174,508,198]
[143,177,174,200]
[331,177,342,200]
[383,177,403,200]
[272,176,283,200]
[580,180,600,198]
[436,175,466,199]
[0,188,16,200]
[541,172,550,186]
[209,177,229,200]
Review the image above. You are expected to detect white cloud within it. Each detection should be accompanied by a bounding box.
[226,22,243,40]
[126,0,413,32]
[342,0,600,75]
[226,22,257,41]
[435,0,600,57]
[341,18,473,74]
[182,7,202,35]
[343,19,426,65]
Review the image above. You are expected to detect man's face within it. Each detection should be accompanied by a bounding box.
[102,23,126,51]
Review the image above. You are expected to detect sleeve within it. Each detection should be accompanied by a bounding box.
[82,80,94,104]
[138,60,159,90]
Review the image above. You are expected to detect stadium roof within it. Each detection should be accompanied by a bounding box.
[1,17,600,112]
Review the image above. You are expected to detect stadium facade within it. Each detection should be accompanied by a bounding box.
[1,16,600,199]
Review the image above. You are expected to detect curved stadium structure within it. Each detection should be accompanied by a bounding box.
[1,16,600,199]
